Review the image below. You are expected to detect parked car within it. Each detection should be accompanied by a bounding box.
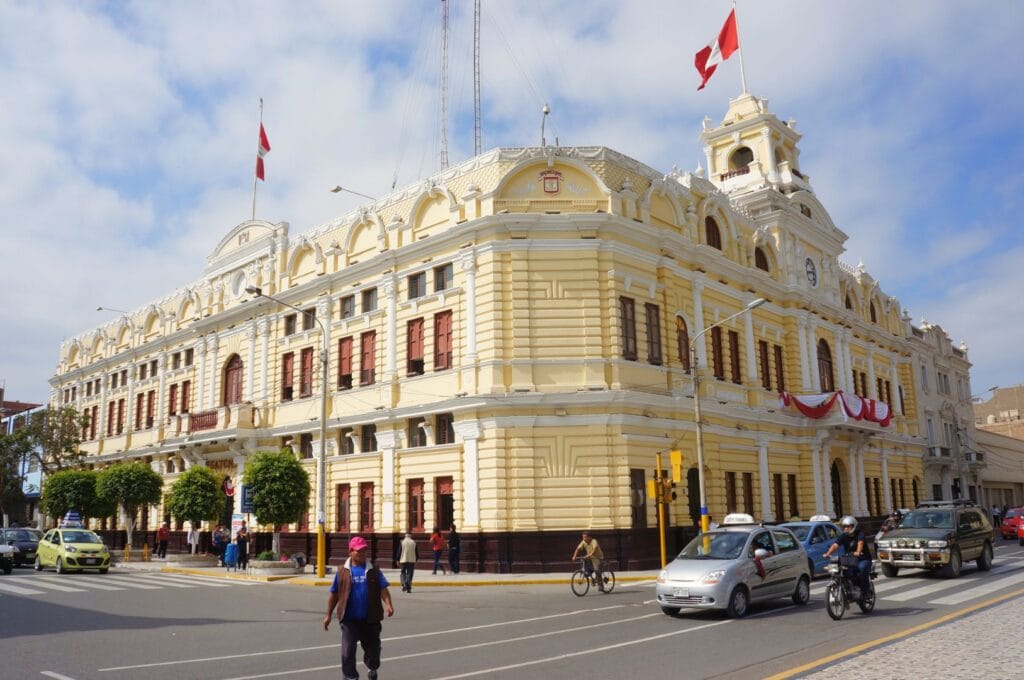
[2,527,44,567]
[874,500,994,578]
[655,513,811,618]
[35,527,111,574]
[779,516,840,578]
[1018,517,1024,546]
[1000,507,1023,539]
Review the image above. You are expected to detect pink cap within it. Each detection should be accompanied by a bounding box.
[348,536,369,551]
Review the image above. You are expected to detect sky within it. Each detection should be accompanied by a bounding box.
[1,0,1021,405]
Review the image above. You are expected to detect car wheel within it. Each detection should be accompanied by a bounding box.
[34,556,43,571]
[56,558,65,575]
[881,563,899,578]
[940,548,962,579]
[726,586,749,618]
[660,605,681,617]
[792,575,810,606]
[977,542,993,571]
[1,561,10,575]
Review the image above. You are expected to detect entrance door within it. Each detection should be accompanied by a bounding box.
[630,469,647,529]
[831,461,844,517]
[224,355,244,405]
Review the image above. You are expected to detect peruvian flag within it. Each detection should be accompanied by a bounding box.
[255,123,271,181]
[695,9,739,91]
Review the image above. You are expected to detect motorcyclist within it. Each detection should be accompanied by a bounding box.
[823,515,872,599]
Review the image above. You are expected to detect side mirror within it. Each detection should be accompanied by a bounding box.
[754,548,770,560]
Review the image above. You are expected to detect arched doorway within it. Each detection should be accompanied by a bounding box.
[687,468,701,526]
[831,460,844,517]
[223,354,244,405]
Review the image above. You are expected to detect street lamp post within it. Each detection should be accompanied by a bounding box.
[247,285,329,578]
[688,298,766,533]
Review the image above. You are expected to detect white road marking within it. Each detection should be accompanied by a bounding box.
[0,581,46,595]
[884,563,1021,602]
[158,573,256,586]
[620,579,657,587]
[40,672,78,680]
[930,570,1024,605]
[57,577,126,591]
[93,575,162,590]
[131,574,201,588]
[15,578,86,593]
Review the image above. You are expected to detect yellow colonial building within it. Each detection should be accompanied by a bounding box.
[52,94,929,570]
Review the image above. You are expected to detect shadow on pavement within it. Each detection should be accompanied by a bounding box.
[0,592,234,640]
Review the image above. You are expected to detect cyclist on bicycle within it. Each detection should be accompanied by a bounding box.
[571,531,605,591]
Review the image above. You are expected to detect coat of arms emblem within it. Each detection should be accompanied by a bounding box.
[539,170,563,194]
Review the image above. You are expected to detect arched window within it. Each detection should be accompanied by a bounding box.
[705,216,722,250]
[223,354,244,405]
[729,146,753,170]
[676,316,691,372]
[754,247,770,272]
[845,294,853,310]
[870,302,878,323]
[816,339,835,392]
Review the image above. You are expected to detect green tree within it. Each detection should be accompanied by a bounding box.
[243,449,311,557]
[23,407,87,474]
[40,469,109,520]
[164,466,222,550]
[96,463,164,547]
[0,428,32,524]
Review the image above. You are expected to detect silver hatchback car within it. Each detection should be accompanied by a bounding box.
[655,514,812,618]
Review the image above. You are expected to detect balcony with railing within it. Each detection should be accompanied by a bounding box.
[189,409,218,433]
[925,445,953,467]
[965,450,986,468]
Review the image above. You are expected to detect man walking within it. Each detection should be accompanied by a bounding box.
[324,536,394,680]
[398,532,418,592]
[156,521,170,559]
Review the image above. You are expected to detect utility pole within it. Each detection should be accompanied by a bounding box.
[473,0,482,155]
[439,0,449,170]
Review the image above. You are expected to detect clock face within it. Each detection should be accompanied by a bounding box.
[805,258,818,287]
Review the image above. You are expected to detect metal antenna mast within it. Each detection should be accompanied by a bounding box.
[473,0,482,155]
[440,0,450,170]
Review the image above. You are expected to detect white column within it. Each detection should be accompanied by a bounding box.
[246,321,256,402]
[857,445,868,515]
[762,128,780,185]
[383,277,397,379]
[744,305,758,382]
[206,334,219,408]
[376,429,398,531]
[848,447,860,517]
[196,340,207,410]
[843,333,855,393]
[807,320,820,391]
[257,317,270,403]
[703,144,714,178]
[455,420,482,530]
[461,251,478,360]
[833,332,848,393]
[867,351,877,399]
[811,437,823,515]
[156,353,167,423]
[758,438,772,521]
[126,369,135,432]
[98,373,108,438]
[692,278,708,368]
[797,316,811,391]
[881,450,892,514]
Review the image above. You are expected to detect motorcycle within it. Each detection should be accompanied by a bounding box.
[825,555,876,620]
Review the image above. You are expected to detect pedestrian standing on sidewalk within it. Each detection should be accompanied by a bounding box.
[429,526,447,575]
[236,523,250,572]
[398,532,418,592]
[187,522,200,554]
[447,523,461,575]
[212,525,226,565]
[156,522,170,559]
[323,535,394,680]
[993,504,1002,528]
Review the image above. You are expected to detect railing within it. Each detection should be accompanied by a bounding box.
[965,451,985,464]
[719,166,750,181]
[928,446,952,459]
[189,409,218,433]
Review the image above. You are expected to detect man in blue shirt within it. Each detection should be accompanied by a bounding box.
[324,536,394,680]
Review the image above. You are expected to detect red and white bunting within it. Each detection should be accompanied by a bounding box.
[779,391,892,427]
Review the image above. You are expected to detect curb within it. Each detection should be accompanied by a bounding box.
[288,574,659,587]
[160,566,298,582]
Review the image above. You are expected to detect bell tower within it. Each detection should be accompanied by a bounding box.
[699,93,811,197]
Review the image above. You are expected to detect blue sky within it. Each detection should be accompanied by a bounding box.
[1,0,1021,404]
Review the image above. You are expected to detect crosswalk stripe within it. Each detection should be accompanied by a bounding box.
[156,573,257,586]
[95,575,163,590]
[16,578,87,593]
[0,581,46,595]
[884,563,1022,602]
[132,574,201,588]
[56,576,127,591]
[930,570,1024,605]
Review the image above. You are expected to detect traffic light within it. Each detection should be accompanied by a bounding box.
[670,450,683,483]
[662,478,677,502]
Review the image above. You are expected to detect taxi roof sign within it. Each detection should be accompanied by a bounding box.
[809,514,833,523]
[722,513,756,525]
[61,510,84,528]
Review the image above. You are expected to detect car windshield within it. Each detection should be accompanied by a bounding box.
[786,526,810,541]
[62,531,102,544]
[898,510,954,529]
[1006,509,1021,519]
[676,531,748,560]
[4,530,39,541]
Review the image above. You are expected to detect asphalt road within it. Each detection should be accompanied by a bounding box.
[3,541,1024,680]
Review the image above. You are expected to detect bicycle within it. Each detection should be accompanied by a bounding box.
[570,558,616,596]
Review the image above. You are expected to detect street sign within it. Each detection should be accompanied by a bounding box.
[240,484,254,513]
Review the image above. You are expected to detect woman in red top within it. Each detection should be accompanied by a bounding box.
[429,526,447,575]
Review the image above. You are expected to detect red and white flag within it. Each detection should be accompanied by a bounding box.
[695,9,739,91]
[255,123,271,181]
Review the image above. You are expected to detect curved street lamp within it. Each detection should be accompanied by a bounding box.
[689,297,767,534]
[247,285,329,578]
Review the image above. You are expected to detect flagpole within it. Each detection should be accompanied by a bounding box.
[252,98,263,221]
[733,2,749,94]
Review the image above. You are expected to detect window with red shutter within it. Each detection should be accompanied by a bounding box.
[146,390,155,428]
[728,330,741,384]
[407,318,425,375]
[135,393,144,430]
[620,297,637,360]
[676,317,690,372]
[360,332,376,385]
[645,303,662,365]
[711,327,725,380]
[281,352,295,401]
[336,484,350,532]
[408,478,425,532]
[300,347,314,398]
[169,383,179,416]
[434,311,452,370]
[338,337,353,389]
[360,482,375,531]
[181,380,191,414]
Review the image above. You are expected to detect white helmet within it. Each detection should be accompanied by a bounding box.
[840,515,858,530]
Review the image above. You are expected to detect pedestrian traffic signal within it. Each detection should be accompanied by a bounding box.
[662,478,677,502]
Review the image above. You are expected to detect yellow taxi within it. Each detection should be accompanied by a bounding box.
[35,527,111,574]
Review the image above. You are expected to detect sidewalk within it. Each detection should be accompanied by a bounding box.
[112,557,662,587]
